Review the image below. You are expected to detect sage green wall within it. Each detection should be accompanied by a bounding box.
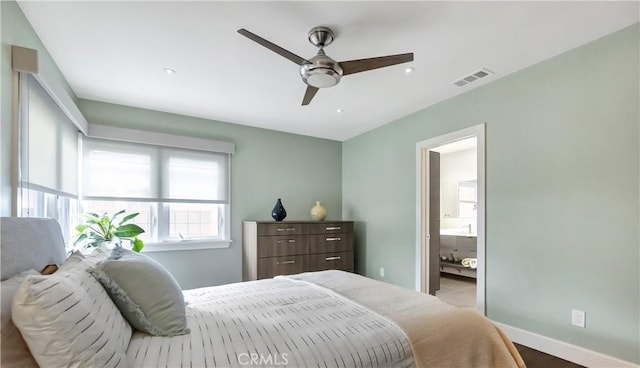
[342,24,639,363]
[78,100,343,289]
[0,1,79,216]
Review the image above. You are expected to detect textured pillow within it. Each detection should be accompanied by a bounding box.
[72,247,110,266]
[1,270,39,368]
[12,253,131,368]
[90,247,189,336]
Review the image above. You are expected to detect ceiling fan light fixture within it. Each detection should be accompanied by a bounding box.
[300,51,343,88]
[302,67,341,88]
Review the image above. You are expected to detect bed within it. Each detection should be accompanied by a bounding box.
[1,217,525,368]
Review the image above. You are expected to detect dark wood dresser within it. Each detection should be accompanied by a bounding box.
[242,221,354,281]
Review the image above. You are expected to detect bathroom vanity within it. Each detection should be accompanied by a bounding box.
[439,233,477,279]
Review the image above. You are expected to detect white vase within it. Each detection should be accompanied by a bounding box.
[80,238,119,255]
[310,201,327,221]
[100,238,121,250]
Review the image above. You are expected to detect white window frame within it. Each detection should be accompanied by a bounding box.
[84,125,234,252]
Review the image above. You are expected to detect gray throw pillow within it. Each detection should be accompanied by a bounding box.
[89,247,189,336]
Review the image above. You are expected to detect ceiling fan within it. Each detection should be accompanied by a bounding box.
[238,26,414,106]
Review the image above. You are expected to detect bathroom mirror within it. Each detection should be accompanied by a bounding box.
[441,180,477,218]
[458,180,477,218]
[441,181,458,218]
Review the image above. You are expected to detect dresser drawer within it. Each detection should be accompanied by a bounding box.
[257,255,307,279]
[309,252,353,272]
[309,233,353,254]
[257,223,306,236]
[257,235,309,258]
[307,222,353,235]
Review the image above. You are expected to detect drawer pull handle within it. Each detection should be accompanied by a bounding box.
[276,228,296,232]
[276,260,295,265]
[325,237,341,242]
[325,226,341,231]
[325,256,341,261]
[276,239,296,244]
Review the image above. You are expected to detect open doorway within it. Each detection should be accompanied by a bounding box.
[415,124,485,315]
[432,138,478,307]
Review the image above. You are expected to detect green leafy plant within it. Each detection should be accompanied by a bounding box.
[74,210,145,252]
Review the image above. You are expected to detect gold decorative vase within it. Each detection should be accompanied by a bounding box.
[310,201,327,221]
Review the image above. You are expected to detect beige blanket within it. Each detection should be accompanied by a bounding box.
[288,270,525,368]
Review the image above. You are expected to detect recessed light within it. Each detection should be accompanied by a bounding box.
[336,108,343,113]
[164,68,176,75]
[405,67,415,74]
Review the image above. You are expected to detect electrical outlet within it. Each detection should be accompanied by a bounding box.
[571,309,586,328]
[379,268,385,277]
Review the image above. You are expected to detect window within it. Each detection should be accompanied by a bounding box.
[17,74,79,240]
[16,74,233,250]
[168,203,219,239]
[81,200,154,241]
[81,137,231,248]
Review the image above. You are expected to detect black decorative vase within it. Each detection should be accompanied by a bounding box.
[271,198,287,222]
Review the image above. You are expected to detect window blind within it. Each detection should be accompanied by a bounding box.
[82,137,229,204]
[82,138,158,200]
[20,74,78,197]
[162,148,228,203]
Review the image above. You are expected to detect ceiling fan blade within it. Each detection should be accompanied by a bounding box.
[340,53,414,76]
[238,29,310,66]
[302,86,319,106]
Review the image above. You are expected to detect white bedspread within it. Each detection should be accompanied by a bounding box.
[126,276,414,368]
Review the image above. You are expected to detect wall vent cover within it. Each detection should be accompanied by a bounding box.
[452,68,494,87]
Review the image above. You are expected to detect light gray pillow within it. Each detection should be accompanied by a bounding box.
[90,247,189,337]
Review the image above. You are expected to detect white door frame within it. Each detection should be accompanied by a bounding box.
[415,123,486,315]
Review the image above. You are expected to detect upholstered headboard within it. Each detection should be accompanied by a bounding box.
[0,217,67,280]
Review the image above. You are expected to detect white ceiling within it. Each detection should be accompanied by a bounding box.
[18,1,639,141]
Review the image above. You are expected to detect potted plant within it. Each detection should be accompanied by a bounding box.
[74,210,145,252]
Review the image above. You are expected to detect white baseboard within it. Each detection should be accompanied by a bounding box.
[493,322,639,368]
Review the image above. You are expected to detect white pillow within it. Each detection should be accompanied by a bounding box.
[1,270,39,368]
[71,247,110,266]
[12,253,131,368]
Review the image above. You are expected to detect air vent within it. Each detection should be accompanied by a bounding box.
[452,68,494,87]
